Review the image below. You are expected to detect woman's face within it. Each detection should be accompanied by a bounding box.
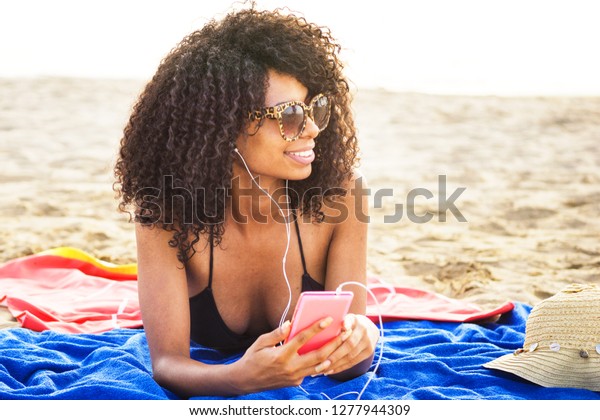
[235,69,321,184]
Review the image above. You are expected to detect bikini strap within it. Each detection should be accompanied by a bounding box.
[292,210,309,275]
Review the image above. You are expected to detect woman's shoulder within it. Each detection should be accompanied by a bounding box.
[320,169,369,226]
[344,168,368,192]
[135,223,211,267]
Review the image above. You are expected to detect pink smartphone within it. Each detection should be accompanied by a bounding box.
[285,291,354,355]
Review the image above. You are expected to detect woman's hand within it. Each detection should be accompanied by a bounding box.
[320,314,379,377]
[229,317,347,394]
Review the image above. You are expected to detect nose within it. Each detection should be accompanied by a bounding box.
[301,115,320,139]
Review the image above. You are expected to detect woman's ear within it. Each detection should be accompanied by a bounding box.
[233,133,249,163]
[245,118,262,137]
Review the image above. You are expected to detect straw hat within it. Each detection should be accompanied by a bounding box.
[484,283,600,391]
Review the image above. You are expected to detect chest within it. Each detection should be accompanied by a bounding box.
[186,220,332,335]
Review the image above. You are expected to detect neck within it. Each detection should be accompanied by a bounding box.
[229,162,291,228]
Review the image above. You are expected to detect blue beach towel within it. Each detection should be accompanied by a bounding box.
[0,303,598,400]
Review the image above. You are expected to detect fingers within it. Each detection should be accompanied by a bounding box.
[298,315,359,377]
[343,313,356,333]
[320,315,378,376]
[305,335,344,377]
[339,313,356,342]
[253,320,292,349]
[251,316,368,384]
[278,317,341,378]
[321,332,362,374]
[296,313,354,359]
[284,316,334,355]
[242,318,352,390]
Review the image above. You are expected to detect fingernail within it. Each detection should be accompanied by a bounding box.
[319,317,333,328]
[280,320,291,332]
[325,370,334,376]
[315,359,331,373]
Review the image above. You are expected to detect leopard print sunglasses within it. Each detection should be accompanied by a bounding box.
[248,94,331,142]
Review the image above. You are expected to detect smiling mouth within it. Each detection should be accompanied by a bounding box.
[284,149,315,165]
[286,150,314,158]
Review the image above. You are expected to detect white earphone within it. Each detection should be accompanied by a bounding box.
[233,147,294,327]
[233,146,383,400]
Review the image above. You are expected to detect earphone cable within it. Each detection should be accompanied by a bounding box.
[234,149,293,328]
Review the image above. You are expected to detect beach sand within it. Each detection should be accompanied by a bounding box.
[1,77,599,312]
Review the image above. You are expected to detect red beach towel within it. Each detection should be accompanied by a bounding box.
[365,277,514,323]
[0,248,513,333]
[0,251,141,333]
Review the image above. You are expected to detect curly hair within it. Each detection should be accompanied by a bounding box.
[114,6,359,264]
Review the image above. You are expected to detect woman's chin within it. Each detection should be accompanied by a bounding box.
[286,166,312,181]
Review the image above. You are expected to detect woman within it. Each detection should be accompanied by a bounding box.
[114,7,378,397]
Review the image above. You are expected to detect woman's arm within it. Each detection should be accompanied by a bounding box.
[136,223,341,397]
[323,172,369,312]
[136,223,240,396]
[321,173,379,378]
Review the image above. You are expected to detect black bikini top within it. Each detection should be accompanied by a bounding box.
[189,216,324,353]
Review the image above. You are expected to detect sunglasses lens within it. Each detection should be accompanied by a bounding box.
[281,104,305,139]
[312,96,330,130]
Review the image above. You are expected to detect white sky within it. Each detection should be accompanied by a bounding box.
[1,0,600,95]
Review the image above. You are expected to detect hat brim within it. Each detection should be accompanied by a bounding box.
[484,349,600,392]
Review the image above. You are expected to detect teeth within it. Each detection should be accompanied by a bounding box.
[288,150,313,158]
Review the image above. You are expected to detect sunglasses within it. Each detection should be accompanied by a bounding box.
[248,94,331,142]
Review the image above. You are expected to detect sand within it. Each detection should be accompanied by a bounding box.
[1,77,599,313]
